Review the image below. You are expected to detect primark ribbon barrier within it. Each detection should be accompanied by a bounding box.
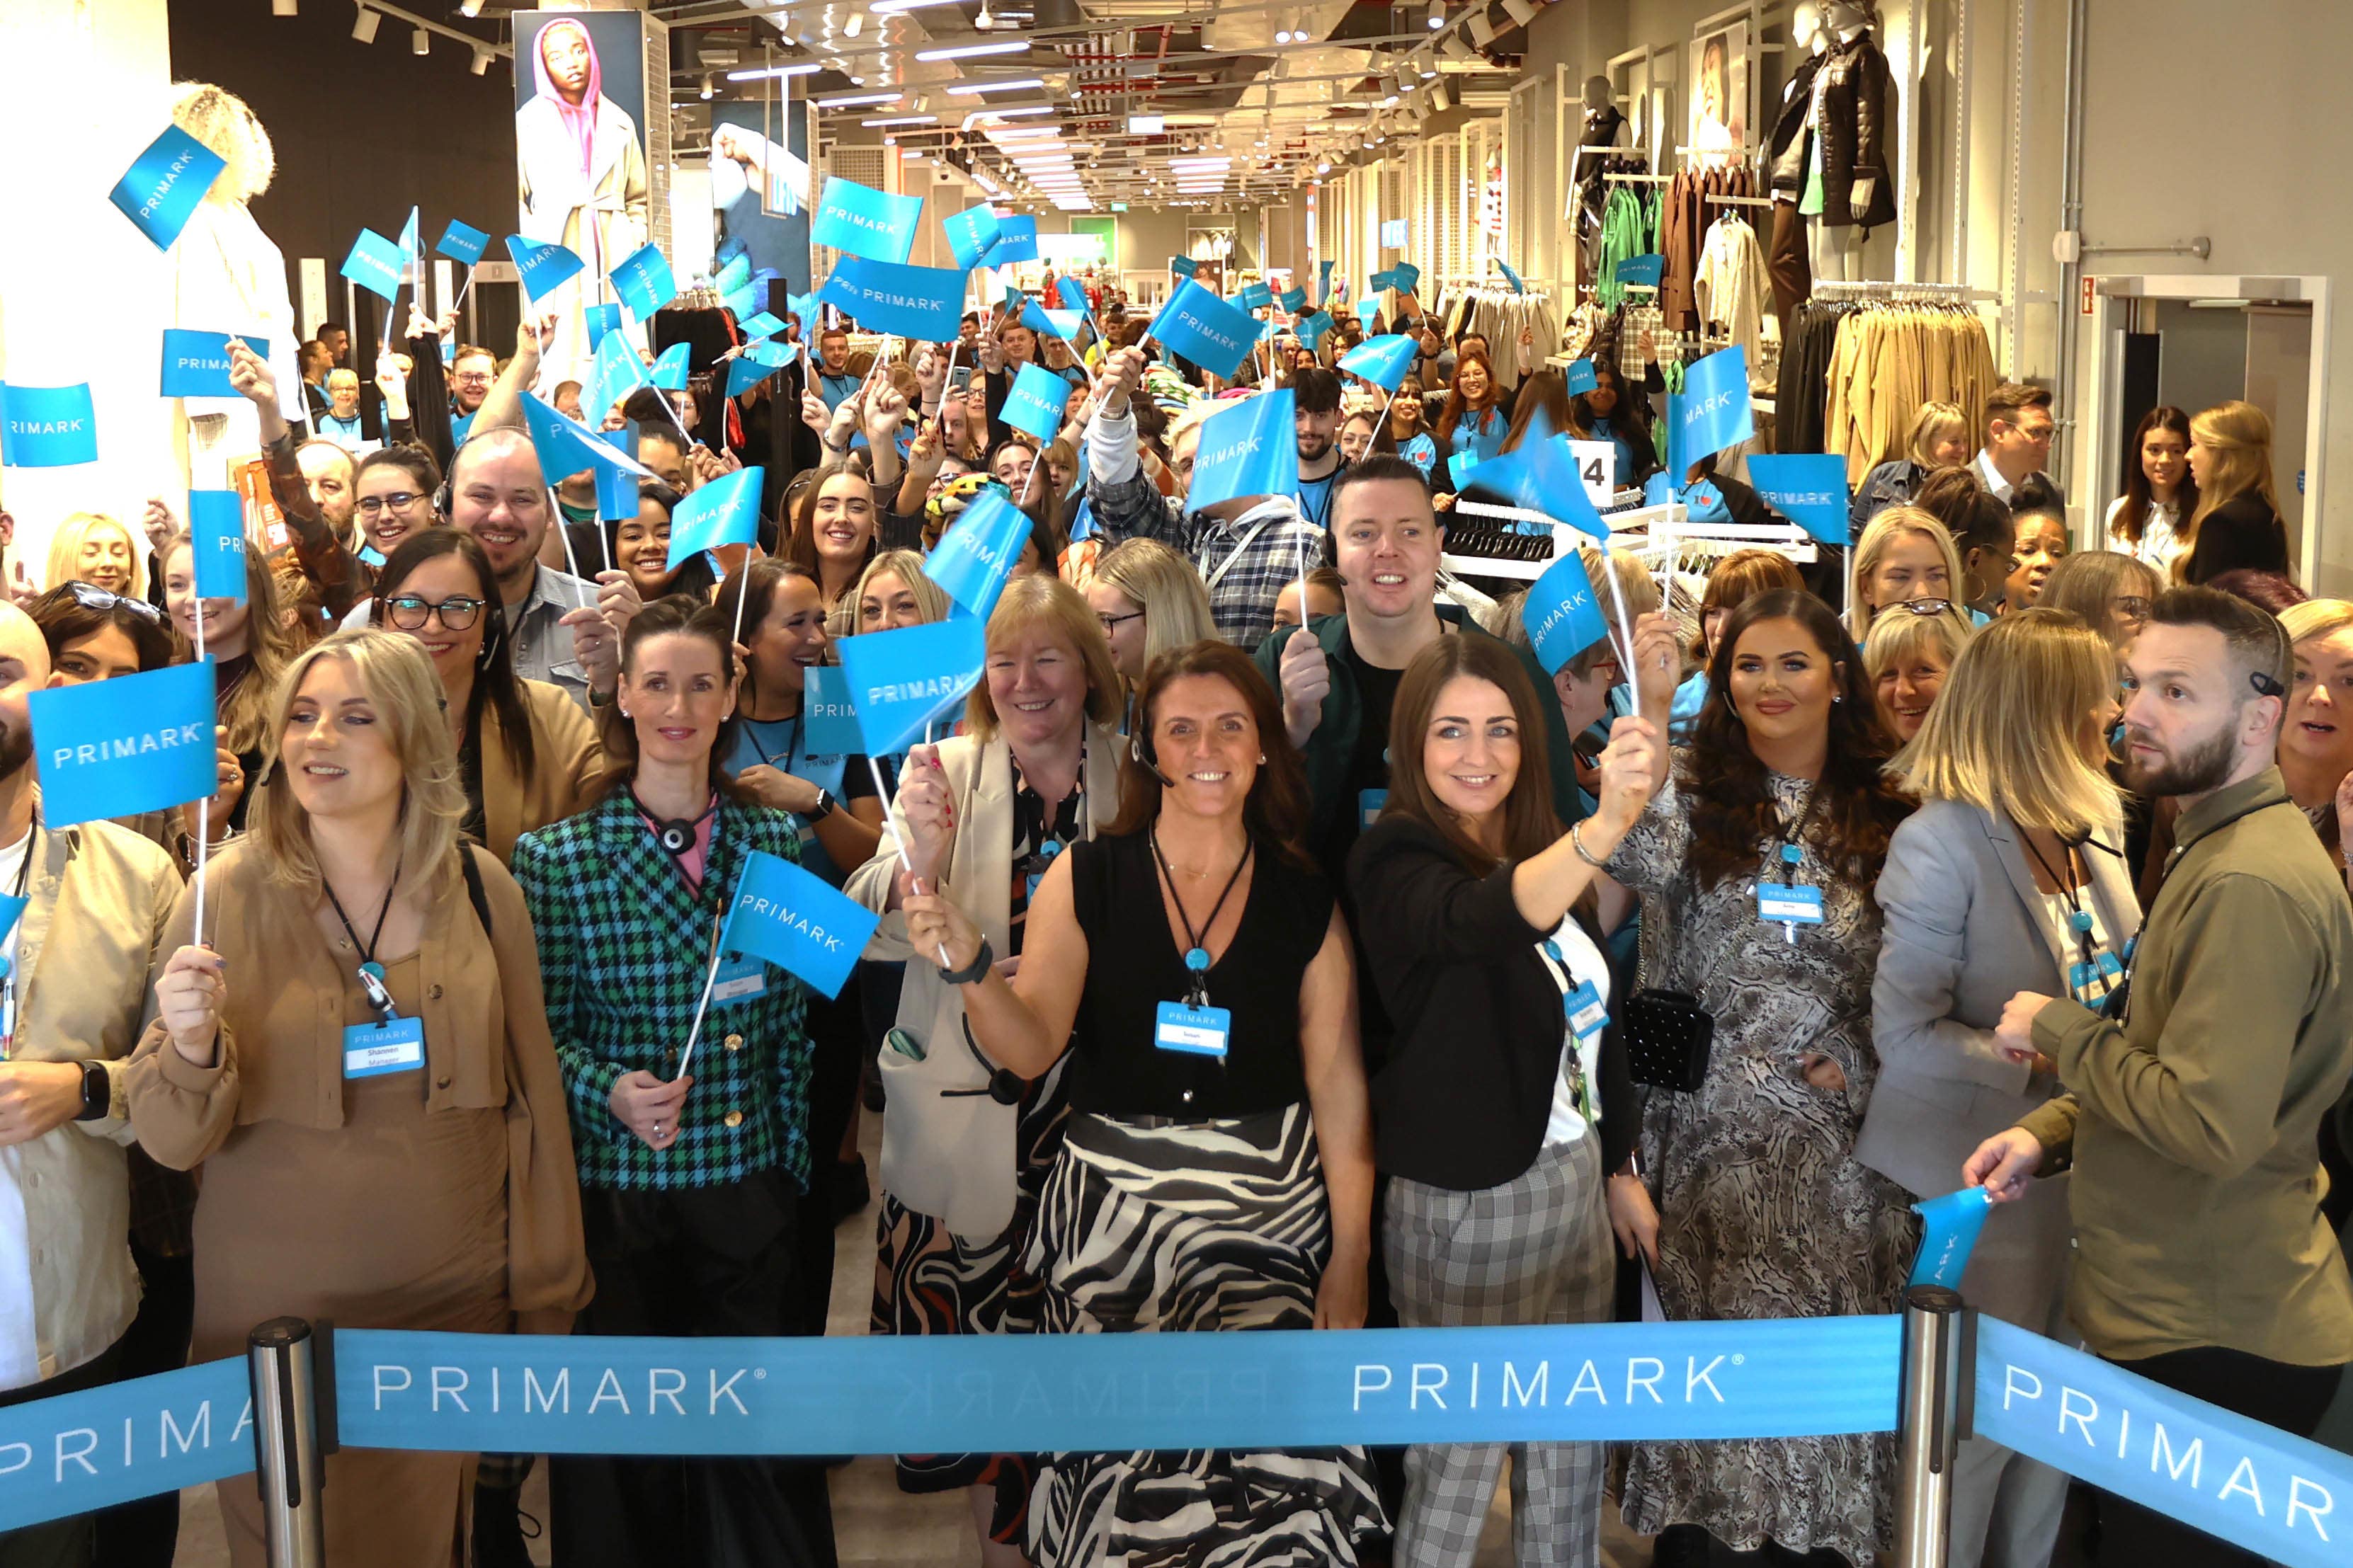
[3,1307,2348,1564]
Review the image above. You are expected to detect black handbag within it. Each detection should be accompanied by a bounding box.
[1622,987,1714,1092]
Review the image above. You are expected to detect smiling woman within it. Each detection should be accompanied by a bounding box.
[159,528,300,836]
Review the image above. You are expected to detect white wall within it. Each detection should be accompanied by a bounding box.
[0,0,180,580]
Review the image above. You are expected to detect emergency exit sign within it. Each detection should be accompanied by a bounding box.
[2081,275,2097,315]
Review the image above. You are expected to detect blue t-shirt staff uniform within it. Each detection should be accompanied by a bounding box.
[1445,406,1507,468]
[724,713,874,886]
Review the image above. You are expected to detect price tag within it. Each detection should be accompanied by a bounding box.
[1154,1000,1231,1059]
[343,1015,425,1079]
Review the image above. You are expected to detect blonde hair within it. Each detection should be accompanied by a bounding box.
[250,631,466,894]
[171,82,273,204]
[45,513,147,600]
[964,573,1124,739]
[2279,598,2353,648]
[1889,607,2120,837]
[1863,602,1972,683]
[1906,401,1969,469]
[1848,507,1971,646]
[1093,538,1216,667]
[2182,400,2279,548]
[848,549,950,631]
[160,532,300,757]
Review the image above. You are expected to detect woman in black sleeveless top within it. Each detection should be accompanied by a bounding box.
[905,641,1387,1568]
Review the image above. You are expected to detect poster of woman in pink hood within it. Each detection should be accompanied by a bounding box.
[514,10,654,378]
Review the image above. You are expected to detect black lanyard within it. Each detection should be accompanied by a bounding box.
[2102,796,2284,1019]
[2022,832,2104,985]
[1772,785,1819,886]
[1150,829,1253,1007]
[323,854,401,1022]
[1015,738,1087,876]
[743,707,805,774]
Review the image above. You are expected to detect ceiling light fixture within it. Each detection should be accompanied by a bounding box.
[816,91,904,108]
[274,0,297,13]
[460,0,483,14]
[1274,29,1292,43]
[917,40,1030,61]
[1502,0,1539,24]
[845,11,863,38]
[727,63,822,80]
[863,114,939,126]
[411,25,429,55]
[700,74,714,100]
[1428,0,1446,26]
[471,47,491,75]
[945,77,1045,94]
[352,6,380,43]
[1469,8,1500,46]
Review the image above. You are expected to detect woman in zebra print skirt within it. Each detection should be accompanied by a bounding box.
[906,641,1389,1567]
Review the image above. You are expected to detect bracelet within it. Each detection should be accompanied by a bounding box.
[1568,820,1610,869]
[937,934,993,987]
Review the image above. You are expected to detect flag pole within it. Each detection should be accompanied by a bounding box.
[191,585,211,947]
[671,915,724,1082]
[866,754,954,969]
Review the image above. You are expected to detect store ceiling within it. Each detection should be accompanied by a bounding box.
[651,0,1532,211]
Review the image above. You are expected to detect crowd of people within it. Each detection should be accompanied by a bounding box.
[1,224,2348,1568]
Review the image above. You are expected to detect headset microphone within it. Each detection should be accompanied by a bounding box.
[1136,731,1178,788]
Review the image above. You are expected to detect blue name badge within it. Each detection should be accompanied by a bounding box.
[1564,979,1609,1041]
[1757,883,1825,927]
[343,1015,425,1078]
[1155,1000,1231,1059]
[2069,951,2124,1002]
[1359,788,1387,829]
[712,952,769,1005]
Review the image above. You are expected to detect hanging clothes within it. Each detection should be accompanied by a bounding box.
[1775,299,1996,481]
[1693,212,1772,386]
[1660,165,1758,333]
[1452,288,1563,387]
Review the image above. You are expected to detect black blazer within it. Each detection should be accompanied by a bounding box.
[2184,491,2290,584]
[1347,814,1637,1191]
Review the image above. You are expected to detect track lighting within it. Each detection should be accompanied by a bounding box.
[353,6,380,44]
[700,74,714,100]
[1503,0,1539,25]
[461,0,484,16]
[412,26,430,56]
[472,47,493,76]
[273,0,298,15]
[1469,8,1500,47]
[1429,0,1445,25]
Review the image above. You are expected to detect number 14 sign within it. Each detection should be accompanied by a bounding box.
[1568,440,1619,508]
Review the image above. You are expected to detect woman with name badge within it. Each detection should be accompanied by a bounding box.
[511,597,825,1568]
[1348,636,1664,1568]
[370,530,603,864]
[159,527,302,836]
[719,559,887,1318]
[841,574,1127,1567]
[1865,608,2138,1568]
[904,641,1386,1568]
[1602,590,1917,1568]
[127,631,591,1568]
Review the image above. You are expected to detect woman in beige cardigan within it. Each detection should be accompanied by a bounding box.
[368,530,604,863]
[128,630,591,1567]
[842,574,1126,1564]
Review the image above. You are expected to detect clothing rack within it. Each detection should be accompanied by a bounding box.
[1605,171,1675,185]
[1810,280,2000,302]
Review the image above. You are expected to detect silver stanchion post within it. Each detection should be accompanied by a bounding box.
[1893,1283,1967,1568]
[248,1317,328,1568]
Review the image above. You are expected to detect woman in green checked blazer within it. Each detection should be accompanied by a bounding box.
[511,595,829,1568]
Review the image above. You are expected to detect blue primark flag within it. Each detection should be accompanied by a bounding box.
[1355,299,1381,327]
[583,332,649,428]
[945,205,1003,271]
[1168,255,1197,279]
[341,228,405,302]
[107,125,225,251]
[1280,286,1308,314]
[1318,259,1335,302]
[1391,261,1422,294]
[1297,311,1335,352]
[594,427,639,522]
[1019,299,1069,341]
[1522,551,1611,675]
[435,219,489,266]
[811,176,925,264]
[649,343,692,391]
[397,207,421,277]
[989,215,1039,265]
[666,467,764,569]
[1042,309,1088,343]
[838,613,988,758]
[0,384,98,468]
[30,660,217,830]
[802,667,862,757]
[722,849,881,1000]
[819,255,966,342]
[1054,276,1096,325]
[1369,268,1397,293]
[1615,253,1665,289]
[1237,281,1272,312]
[1152,280,1258,380]
[519,394,652,491]
[611,242,678,321]
[1462,437,1611,539]
[1679,345,1754,464]
[1497,258,1527,295]
[1187,389,1299,513]
[1000,364,1069,445]
[924,488,1032,621]
[504,235,586,302]
[739,311,786,342]
[1564,357,1599,395]
[1745,453,1852,544]
[725,351,785,399]
[1908,1187,1994,1289]
[583,303,622,350]
[160,331,265,399]
[1339,333,1418,392]
[188,491,247,605]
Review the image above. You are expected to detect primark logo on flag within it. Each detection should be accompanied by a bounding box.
[1185,389,1298,513]
[720,848,882,998]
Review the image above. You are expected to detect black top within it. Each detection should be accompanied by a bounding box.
[1066,829,1329,1121]
[2184,491,2291,584]
[1348,814,1638,1191]
[1328,641,1406,879]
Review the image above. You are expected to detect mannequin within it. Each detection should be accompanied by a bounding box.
[169,84,304,483]
[1765,4,1832,331]
[1803,1,1896,281]
[1576,74,1627,285]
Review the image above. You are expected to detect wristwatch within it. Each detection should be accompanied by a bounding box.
[807,789,836,822]
[937,936,994,987]
[74,1060,110,1122]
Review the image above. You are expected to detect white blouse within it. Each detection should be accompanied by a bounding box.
[2104,496,2182,573]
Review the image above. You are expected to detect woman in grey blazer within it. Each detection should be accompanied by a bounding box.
[1865,607,2142,1568]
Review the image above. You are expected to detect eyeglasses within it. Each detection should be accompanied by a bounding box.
[357,491,423,515]
[2112,595,2151,619]
[382,594,486,631]
[1095,610,1144,634]
[1889,598,1955,617]
[451,372,495,387]
[64,582,163,624]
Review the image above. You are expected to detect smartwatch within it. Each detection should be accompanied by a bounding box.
[74,1060,110,1122]
[937,935,995,987]
[807,789,837,822]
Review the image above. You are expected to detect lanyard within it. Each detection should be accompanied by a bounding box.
[322,854,402,1022]
[1015,737,1087,878]
[2102,796,2281,1019]
[1150,829,1252,1007]
[2022,832,2106,985]
[1772,784,1819,886]
[743,707,806,774]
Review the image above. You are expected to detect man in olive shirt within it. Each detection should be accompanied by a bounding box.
[1969,587,2353,1567]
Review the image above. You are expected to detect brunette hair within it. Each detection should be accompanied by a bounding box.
[592,596,753,803]
[2039,549,2161,651]
[785,464,878,593]
[159,530,298,757]
[1682,589,1913,887]
[1381,635,1561,876]
[1692,547,1804,660]
[29,583,178,671]
[713,558,821,714]
[372,530,535,778]
[355,444,443,500]
[1436,350,1499,442]
[2112,406,2199,548]
[1500,370,1571,453]
[1107,641,1312,866]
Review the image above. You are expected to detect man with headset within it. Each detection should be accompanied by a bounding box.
[1968,586,2353,1567]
